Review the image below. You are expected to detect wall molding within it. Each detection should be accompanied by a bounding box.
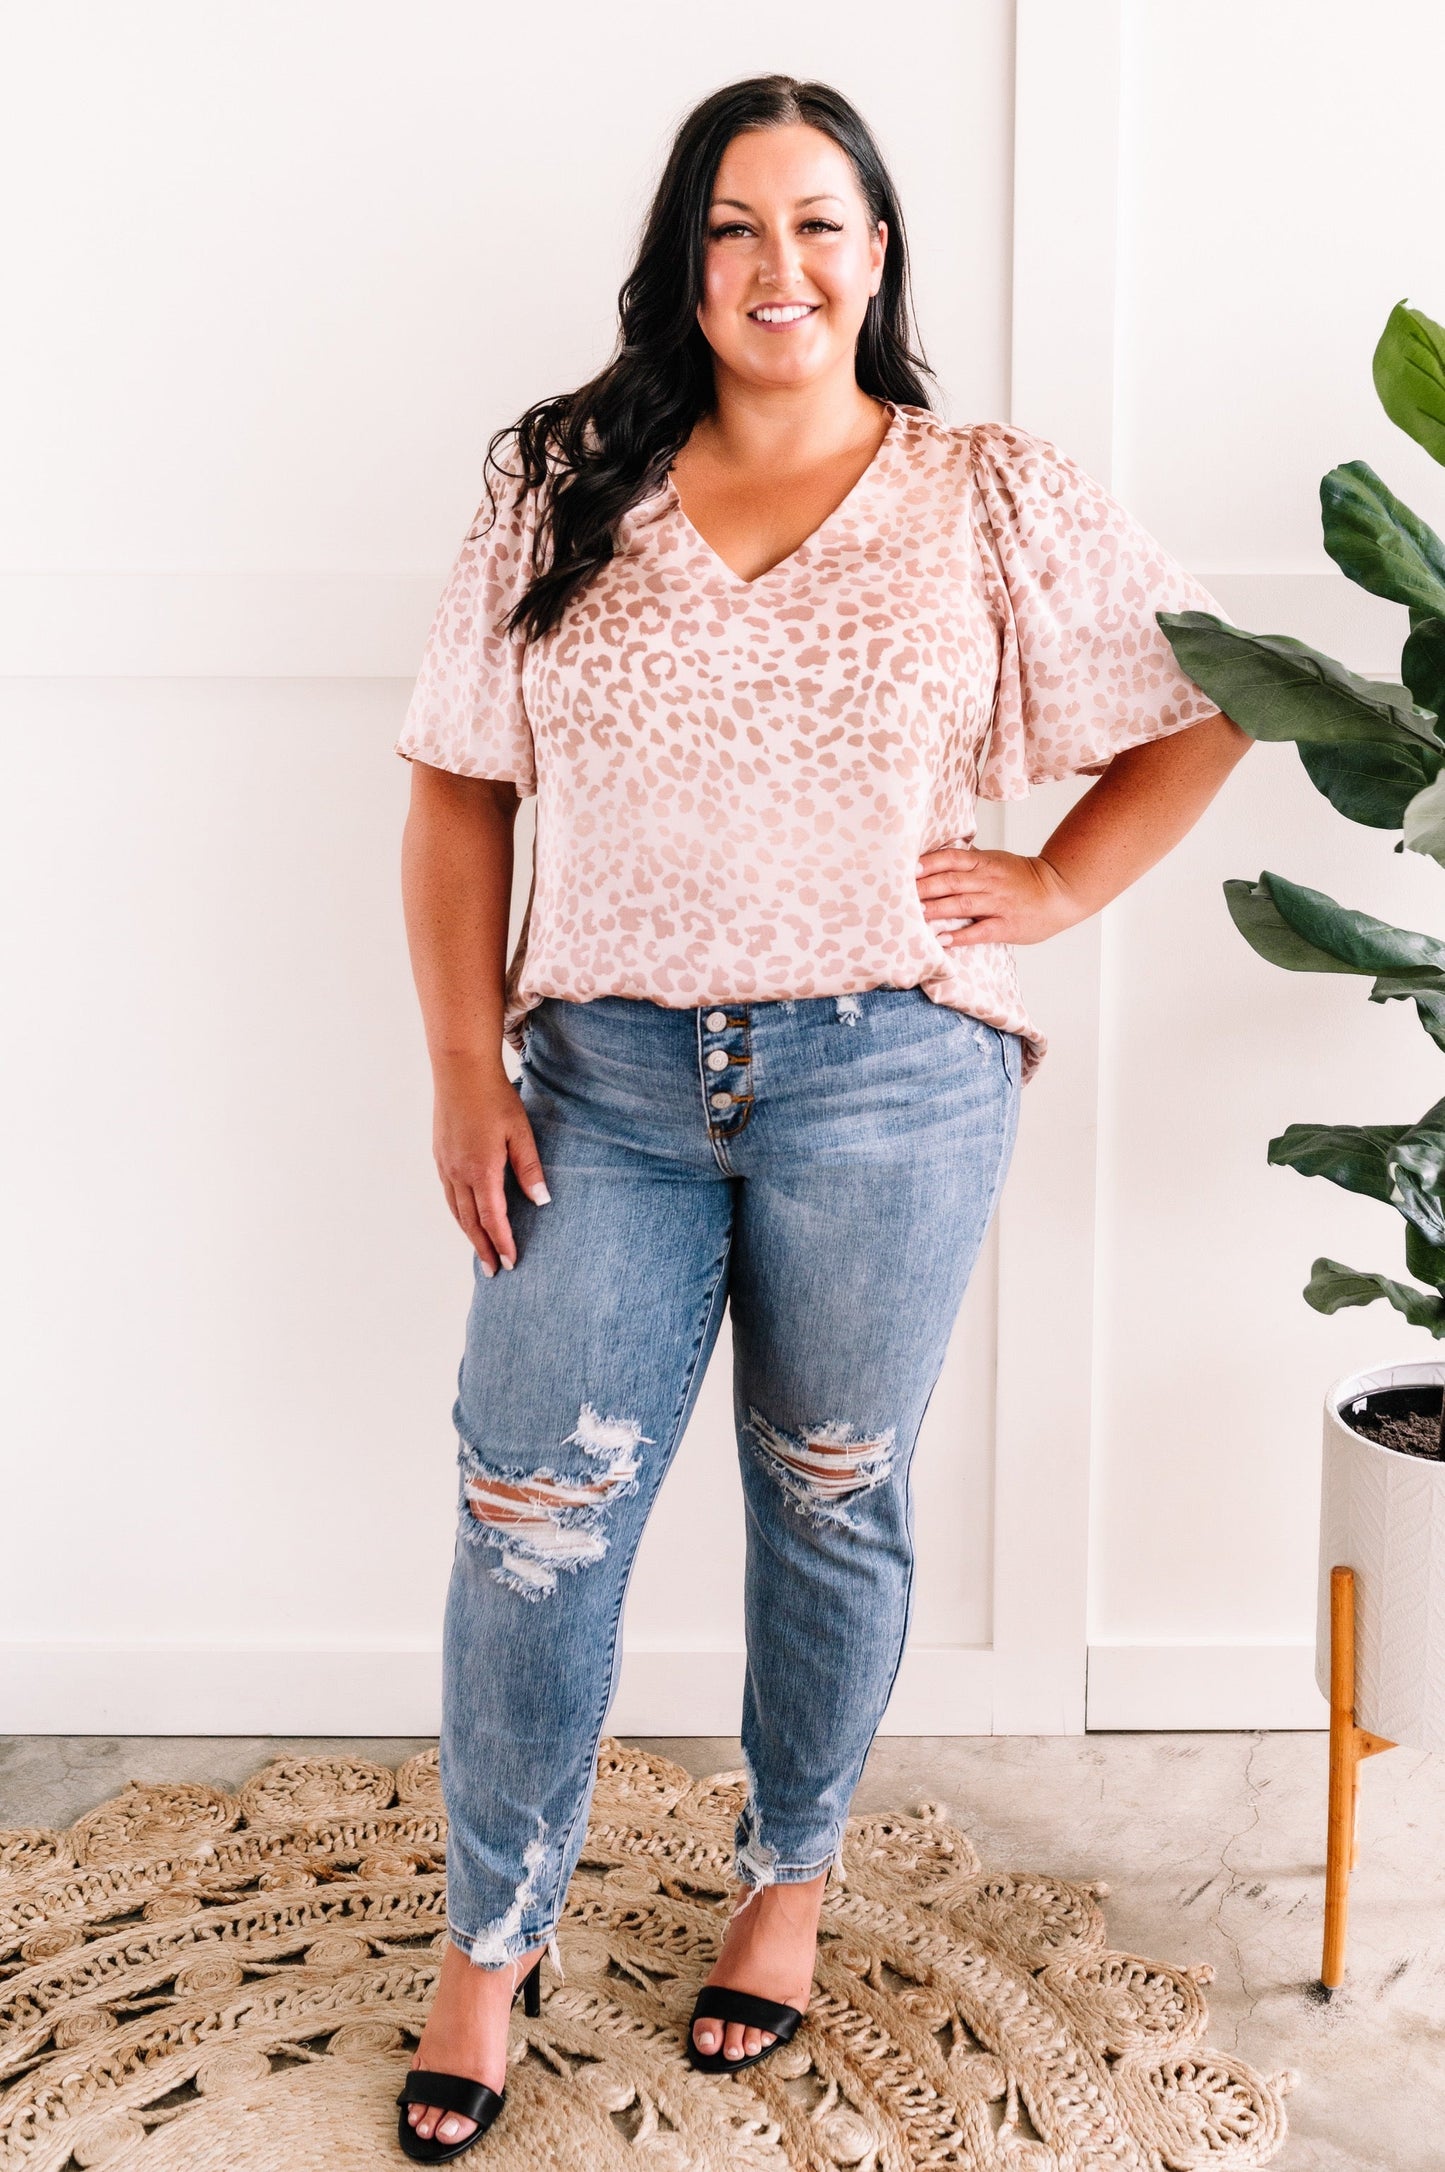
[0,1644,997,1740]
[0,572,440,679]
[1195,574,1407,676]
[1086,1641,1327,1731]
[0,572,1399,681]
[1011,0,1123,481]
[989,0,1127,1737]
[0,1642,1328,1736]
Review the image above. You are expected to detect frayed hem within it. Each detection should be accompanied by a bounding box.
[731,1848,841,1891]
[447,1922,565,1980]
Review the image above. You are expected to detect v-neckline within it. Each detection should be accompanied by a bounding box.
[664,400,902,592]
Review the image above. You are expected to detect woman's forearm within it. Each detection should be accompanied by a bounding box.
[1036,709,1252,919]
[401,763,520,1076]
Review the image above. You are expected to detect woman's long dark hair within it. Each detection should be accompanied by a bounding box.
[485,75,935,641]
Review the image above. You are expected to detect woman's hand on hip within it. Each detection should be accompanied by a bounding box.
[916,846,1081,948]
[431,1055,550,1276]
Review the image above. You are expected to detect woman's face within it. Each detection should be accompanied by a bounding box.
[696,123,887,393]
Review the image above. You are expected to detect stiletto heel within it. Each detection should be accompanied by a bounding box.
[396,1951,545,2162]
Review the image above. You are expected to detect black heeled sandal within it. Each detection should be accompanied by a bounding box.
[396,1952,543,2163]
[685,1985,805,2075]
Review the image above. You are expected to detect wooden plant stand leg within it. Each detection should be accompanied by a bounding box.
[1321,1564,1396,1995]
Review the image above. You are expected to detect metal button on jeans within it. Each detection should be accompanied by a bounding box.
[705,1010,727,1032]
[709,1090,732,1110]
[705,1049,729,1071]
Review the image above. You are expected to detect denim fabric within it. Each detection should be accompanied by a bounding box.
[439,986,1022,1966]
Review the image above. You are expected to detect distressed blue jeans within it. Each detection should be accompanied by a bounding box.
[440,986,1022,1966]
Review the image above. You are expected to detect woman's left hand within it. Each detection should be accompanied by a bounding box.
[916,845,1082,948]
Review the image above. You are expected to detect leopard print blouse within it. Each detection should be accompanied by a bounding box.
[395,403,1224,1081]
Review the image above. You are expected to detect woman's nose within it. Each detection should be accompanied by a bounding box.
[757,230,803,290]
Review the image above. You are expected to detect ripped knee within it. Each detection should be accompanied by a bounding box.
[745,1408,896,1523]
[461,1402,651,1599]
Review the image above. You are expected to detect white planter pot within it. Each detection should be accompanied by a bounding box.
[1317,1359,1445,1752]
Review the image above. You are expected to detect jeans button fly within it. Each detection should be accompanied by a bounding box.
[705,1010,728,1032]
[705,1049,729,1071]
[709,1090,732,1110]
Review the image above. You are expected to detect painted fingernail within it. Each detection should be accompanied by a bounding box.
[480,1260,495,1278]
[527,1182,552,1205]
[500,1255,515,1270]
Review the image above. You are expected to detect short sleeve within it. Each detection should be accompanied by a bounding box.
[969,421,1227,799]
[394,475,540,794]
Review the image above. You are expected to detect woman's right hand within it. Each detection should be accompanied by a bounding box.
[432,1055,551,1276]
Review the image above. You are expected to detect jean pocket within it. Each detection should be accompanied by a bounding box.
[998,1026,1022,1088]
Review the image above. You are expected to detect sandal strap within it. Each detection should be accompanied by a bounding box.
[689,1986,803,2040]
[396,2069,501,2122]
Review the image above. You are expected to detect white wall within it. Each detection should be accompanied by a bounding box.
[1084,0,1445,1723]
[0,0,1017,1733]
[5,0,1444,1734]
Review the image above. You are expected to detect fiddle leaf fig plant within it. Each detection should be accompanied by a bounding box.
[1156,299,1445,1446]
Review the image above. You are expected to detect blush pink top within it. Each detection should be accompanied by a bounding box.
[396,403,1224,1081]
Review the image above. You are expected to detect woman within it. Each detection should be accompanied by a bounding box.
[395,74,1249,2159]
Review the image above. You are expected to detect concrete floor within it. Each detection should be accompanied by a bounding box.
[3,1730,1442,2171]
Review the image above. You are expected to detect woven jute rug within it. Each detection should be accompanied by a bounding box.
[0,1739,1297,2170]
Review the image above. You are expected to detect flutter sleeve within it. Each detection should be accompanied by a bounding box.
[394,473,540,793]
[969,420,1227,799]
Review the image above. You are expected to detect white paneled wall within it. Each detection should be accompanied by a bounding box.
[1,0,1015,1735]
[4,0,1443,1732]
[1084,0,1445,1723]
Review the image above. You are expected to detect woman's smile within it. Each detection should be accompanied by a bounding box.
[748,302,821,328]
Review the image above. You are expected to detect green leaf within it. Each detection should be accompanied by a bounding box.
[1268,1103,1445,1250]
[1228,870,1445,976]
[1404,769,1445,864]
[1224,877,1360,973]
[1390,1095,1445,1246]
[1267,1122,1406,1202]
[1403,616,1445,720]
[1303,1255,1445,1333]
[1226,875,1445,1046]
[1319,461,1445,617]
[1298,734,1442,829]
[1270,873,1445,973]
[1369,969,1445,1053]
[1373,299,1445,467]
[1156,612,1438,752]
[1406,1220,1445,1293]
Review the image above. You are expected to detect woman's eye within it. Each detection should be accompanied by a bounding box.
[706,218,843,241]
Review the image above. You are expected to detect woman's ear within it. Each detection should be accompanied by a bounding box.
[869,219,888,298]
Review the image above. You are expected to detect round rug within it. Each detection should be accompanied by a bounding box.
[0,1740,1297,2170]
